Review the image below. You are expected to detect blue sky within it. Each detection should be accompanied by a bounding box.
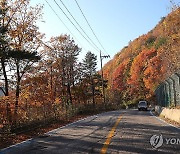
[30,0,179,68]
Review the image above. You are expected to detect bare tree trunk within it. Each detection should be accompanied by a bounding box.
[91,77,95,108]
[14,61,21,124]
[1,58,12,123]
[67,83,72,105]
[1,58,9,96]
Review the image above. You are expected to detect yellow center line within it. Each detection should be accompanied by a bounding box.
[100,115,123,154]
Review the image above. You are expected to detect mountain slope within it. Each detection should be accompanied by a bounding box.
[103,8,180,106]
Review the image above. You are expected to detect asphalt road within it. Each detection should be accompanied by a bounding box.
[1,109,180,154]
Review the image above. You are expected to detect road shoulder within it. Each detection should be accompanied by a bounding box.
[150,110,180,130]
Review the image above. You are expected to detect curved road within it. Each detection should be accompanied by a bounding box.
[1,110,180,154]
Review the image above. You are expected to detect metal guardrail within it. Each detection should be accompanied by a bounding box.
[155,70,180,107]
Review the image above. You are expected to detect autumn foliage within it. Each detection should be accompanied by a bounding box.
[112,58,130,91]
[103,7,180,106]
[0,0,106,136]
[0,0,179,138]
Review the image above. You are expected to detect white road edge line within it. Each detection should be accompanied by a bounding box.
[150,110,180,130]
[0,114,99,152]
[0,138,33,153]
[0,110,123,152]
[45,115,99,135]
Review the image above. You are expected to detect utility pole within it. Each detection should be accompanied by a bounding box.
[100,51,110,108]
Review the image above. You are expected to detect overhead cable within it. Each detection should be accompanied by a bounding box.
[74,0,109,55]
[54,0,100,52]
[45,0,87,51]
[58,0,101,52]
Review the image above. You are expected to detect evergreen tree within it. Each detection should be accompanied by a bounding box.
[83,51,97,76]
[82,51,97,107]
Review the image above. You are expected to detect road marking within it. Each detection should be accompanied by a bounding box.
[46,115,98,135]
[150,110,180,130]
[0,115,99,153]
[101,115,123,154]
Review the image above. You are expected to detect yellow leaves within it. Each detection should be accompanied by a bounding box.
[0,96,11,104]
[171,34,179,41]
[54,98,61,104]
[21,90,30,100]
[4,0,43,52]
[163,20,167,28]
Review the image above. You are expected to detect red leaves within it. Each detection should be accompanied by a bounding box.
[143,55,167,91]
[112,58,130,91]
[127,49,156,87]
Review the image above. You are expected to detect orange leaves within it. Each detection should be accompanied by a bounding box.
[21,74,50,106]
[112,58,130,91]
[128,48,157,86]
[100,7,180,104]
[143,55,167,91]
[7,0,43,50]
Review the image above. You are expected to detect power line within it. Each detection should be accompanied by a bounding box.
[53,0,100,52]
[44,0,88,52]
[74,0,109,56]
[58,0,101,52]
[45,0,73,40]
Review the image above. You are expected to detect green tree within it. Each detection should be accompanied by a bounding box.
[82,51,97,107]
[9,50,40,118]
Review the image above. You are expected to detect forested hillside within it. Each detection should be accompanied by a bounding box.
[0,0,179,150]
[0,0,106,137]
[103,7,180,107]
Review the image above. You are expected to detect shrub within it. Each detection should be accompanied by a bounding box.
[155,37,167,49]
[145,36,156,48]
